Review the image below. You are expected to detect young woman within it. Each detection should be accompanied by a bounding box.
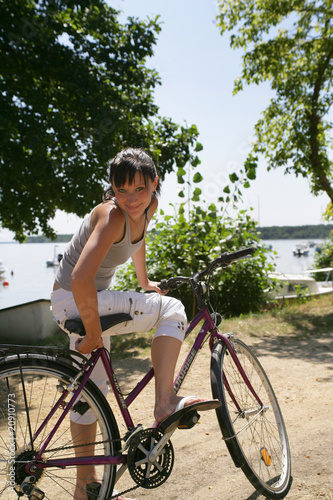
[51,148,218,500]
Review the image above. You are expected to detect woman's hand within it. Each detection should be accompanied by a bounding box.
[141,280,168,295]
[75,335,104,354]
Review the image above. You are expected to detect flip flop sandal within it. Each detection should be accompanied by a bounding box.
[159,396,221,434]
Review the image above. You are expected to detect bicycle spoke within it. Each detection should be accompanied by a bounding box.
[211,339,292,498]
[0,358,119,499]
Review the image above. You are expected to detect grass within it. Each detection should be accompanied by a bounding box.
[221,293,333,340]
[26,293,333,359]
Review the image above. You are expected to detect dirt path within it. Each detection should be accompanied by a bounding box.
[112,329,333,500]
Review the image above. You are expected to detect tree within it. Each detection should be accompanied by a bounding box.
[0,0,200,241]
[216,0,333,213]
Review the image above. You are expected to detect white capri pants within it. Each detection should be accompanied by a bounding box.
[51,288,187,424]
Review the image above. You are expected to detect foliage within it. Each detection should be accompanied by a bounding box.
[114,204,275,318]
[216,0,333,211]
[313,234,333,278]
[323,201,333,220]
[0,0,200,241]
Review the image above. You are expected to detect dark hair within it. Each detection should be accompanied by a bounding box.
[103,147,161,200]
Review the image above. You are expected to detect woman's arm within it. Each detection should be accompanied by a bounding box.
[131,196,165,294]
[71,204,124,354]
[132,239,165,294]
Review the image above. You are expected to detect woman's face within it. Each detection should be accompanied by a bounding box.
[112,171,158,218]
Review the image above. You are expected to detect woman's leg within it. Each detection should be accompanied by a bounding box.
[151,336,182,423]
[151,336,208,424]
[68,335,111,499]
[71,421,99,500]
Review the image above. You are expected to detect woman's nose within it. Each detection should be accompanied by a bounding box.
[126,192,138,204]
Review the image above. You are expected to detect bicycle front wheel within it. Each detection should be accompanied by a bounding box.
[0,355,120,499]
[211,339,292,499]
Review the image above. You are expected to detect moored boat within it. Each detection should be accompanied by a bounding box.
[267,268,333,300]
[292,242,310,257]
[0,299,62,343]
[46,245,63,267]
[0,259,7,276]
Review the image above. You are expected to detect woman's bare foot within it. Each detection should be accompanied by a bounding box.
[154,395,210,424]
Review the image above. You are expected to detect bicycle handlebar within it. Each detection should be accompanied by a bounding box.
[158,247,256,292]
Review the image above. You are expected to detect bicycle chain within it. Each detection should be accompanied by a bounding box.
[45,437,121,453]
[109,485,139,499]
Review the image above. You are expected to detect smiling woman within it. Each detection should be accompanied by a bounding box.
[49,147,216,500]
[111,172,158,221]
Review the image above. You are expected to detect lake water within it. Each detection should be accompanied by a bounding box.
[0,239,324,309]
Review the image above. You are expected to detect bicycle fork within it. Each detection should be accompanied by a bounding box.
[210,332,264,411]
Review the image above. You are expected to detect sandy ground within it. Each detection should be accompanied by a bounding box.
[111,329,333,500]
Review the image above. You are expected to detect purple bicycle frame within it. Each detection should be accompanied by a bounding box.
[32,306,262,473]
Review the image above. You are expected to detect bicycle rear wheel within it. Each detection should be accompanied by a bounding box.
[0,355,120,499]
[211,338,292,499]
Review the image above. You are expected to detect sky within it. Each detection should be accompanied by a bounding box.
[0,0,330,241]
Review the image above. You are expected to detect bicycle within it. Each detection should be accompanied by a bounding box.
[0,247,292,500]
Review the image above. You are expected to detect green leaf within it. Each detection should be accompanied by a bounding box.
[177,167,186,177]
[191,156,201,167]
[229,173,239,183]
[193,172,203,183]
[191,187,202,202]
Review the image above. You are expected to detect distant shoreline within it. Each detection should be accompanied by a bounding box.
[0,224,332,243]
[257,224,332,240]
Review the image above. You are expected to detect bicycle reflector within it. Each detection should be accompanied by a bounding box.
[260,447,272,466]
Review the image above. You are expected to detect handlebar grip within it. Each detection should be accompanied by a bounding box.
[220,247,256,265]
[157,279,169,292]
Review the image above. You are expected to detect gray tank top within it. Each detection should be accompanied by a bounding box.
[55,202,149,291]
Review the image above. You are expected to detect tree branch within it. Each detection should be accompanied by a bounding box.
[308,43,333,202]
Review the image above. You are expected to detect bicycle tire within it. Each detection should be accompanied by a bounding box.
[211,339,292,499]
[0,355,120,499]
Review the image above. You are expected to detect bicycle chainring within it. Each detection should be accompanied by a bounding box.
[127,428,174,489]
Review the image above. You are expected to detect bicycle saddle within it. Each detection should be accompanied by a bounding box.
[64,313,132,336]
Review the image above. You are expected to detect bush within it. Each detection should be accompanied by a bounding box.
[113,203,275,318]
[313,236,333,281]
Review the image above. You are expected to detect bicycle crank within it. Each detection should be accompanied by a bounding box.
[127,428,174,489]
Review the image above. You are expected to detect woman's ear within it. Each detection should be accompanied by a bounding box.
[153,175,159,190]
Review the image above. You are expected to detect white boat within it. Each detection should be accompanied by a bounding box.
[0,259,7,276]
[292,242,310,257]
[268,268,333,300]
[0,299,62,343]
[46,245,63,267]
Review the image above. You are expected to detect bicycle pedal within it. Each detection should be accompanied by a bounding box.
[178,410,200,429]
